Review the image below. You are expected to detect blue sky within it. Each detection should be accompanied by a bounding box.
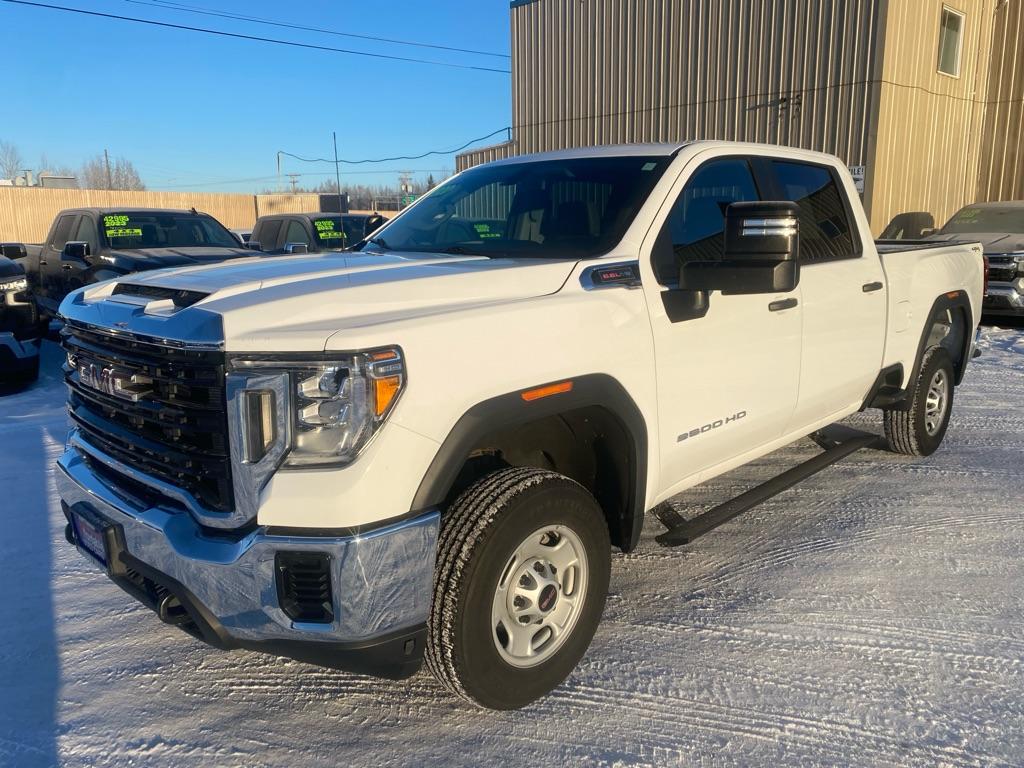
[1,0,512,191]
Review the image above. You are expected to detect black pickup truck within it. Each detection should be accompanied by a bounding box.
[0,255,40,383]
[1,208,262,320]
[250,212,385,254]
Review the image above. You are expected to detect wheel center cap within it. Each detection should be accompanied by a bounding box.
[538,584,558,612]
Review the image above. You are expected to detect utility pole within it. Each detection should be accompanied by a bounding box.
[286,173,300,194]
[332,131,343,212]
[103,149,112,190]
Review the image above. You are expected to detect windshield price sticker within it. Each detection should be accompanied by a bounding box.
[957,209,981,221]
[106,227,143,238]
[473,222,501,239]
[103,214,130,228]
[315,219,346,241]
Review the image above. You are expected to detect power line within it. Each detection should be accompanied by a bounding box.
[0,0,511,74]
[157,168,453,189]
[279,127,511,166]
[123,0,510,60]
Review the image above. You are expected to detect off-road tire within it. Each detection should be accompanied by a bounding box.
[883,346,954,456]
[426,467,611,710]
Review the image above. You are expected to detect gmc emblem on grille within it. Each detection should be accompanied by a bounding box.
[77,361,153,402]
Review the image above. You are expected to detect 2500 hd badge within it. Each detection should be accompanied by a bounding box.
[678,410,748,442]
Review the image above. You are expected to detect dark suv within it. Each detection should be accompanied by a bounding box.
[250,212,385,254]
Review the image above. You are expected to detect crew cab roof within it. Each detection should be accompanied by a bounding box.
[54,207,218,216]
[256,212,371,220]
[485,142,693,166]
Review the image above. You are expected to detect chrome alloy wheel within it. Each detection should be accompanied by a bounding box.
[924,368,949,436]
[491,525,589,668]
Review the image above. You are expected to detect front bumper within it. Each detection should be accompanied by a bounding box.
[0,331,40,377]
[57,445,440,679]
[982,283,1024,315]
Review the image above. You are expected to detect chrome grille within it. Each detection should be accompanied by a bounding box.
[61,321,233,513]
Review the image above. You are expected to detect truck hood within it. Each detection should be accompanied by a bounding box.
[69,251,577,351]
[926,232,1024,253]
[107,246,262,267]
[0,255,25,280]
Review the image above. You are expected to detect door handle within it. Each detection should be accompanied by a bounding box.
[862,281,884,293]
[768,298,798,312]
[61,264,75,270]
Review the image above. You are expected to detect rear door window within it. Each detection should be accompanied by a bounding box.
[770,161,857,261]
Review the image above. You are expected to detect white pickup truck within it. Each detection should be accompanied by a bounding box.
[57,142,984,710]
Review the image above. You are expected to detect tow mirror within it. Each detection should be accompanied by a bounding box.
[248,241,262,252]
[0,243,27,260]
[284,242,309,255]
[62,241,91,263]
[680,201,800,295]
[364,215,385,236]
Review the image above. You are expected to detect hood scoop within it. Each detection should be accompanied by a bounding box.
[110,283,210,316]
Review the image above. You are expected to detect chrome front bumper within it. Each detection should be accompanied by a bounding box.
[984,283,1024,313]
[57,444,439,673]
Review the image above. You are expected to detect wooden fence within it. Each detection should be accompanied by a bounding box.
[0,188,385,243]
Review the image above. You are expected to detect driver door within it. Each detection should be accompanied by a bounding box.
[639,153,803,498]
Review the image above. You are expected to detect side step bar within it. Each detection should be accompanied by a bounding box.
[655,425,883,547]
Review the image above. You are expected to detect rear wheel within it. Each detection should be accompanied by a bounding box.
[426,467,611,710]
[883,346,954,456]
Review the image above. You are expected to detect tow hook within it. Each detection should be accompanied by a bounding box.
[157,593,191,626]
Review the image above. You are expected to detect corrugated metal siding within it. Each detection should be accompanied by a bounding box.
[461,0,1024,235]
[868,0,995,232]
[977,0,1024,203]
[464,0,882,170]
[0,189,333,242]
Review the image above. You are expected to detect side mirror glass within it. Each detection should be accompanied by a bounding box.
[62,241,91,262]
[284,242,309,255]
[680,201,800,295]
[0,243,27,260]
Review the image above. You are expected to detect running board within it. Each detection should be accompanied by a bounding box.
[654,425,883,547]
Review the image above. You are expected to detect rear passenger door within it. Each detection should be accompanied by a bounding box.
[766,159,887,431]
[253,218,284,253]
[284,219,313,251]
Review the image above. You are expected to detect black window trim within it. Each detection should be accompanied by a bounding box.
[761,157,864,265]
[50,213,80,253]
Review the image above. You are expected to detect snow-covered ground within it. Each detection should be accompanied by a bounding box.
[2,327,1023,767]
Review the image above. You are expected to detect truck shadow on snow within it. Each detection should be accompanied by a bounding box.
[0,343,69,767]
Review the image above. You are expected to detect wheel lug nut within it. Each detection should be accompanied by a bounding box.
[519,616,530,624]
[533,563,545,574]
[519,575,530,586]
[513,596,525,608]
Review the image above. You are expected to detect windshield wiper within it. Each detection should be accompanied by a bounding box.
[366,236,391,251]
[439,245,486,256]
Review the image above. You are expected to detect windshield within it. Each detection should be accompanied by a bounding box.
[100,212,240,249]
[940,206,1024,235]
[360,155,672,258]
[311,216,367,249]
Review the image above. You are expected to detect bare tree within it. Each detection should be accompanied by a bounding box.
[0,141,24,180]
[80,153,146,190]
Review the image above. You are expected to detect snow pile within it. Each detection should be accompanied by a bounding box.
[1,329,1023,767]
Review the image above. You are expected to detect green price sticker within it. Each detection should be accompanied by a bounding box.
[103,215,130,227]
[106,227,143,238]
[314,219,336,232]
[319,231,345,240]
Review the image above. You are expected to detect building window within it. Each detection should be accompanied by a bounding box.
[937,6,965,77]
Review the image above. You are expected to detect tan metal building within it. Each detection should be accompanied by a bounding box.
[457,0,1024,234]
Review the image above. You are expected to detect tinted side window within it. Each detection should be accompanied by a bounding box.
[771,161,856,261]
[654,158,760,285]
[73,216,99,254]
[50,215,77,252]
[285,220,311,246]
[256,219,283,251]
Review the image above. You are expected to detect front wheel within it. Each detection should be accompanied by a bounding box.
[883,346,954,456]
[426,467,611,710]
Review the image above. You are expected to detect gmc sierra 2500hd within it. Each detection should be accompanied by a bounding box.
[56,142,984,710]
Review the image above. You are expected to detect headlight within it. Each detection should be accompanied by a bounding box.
[0,277,27,293]
[229,347,405,469]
